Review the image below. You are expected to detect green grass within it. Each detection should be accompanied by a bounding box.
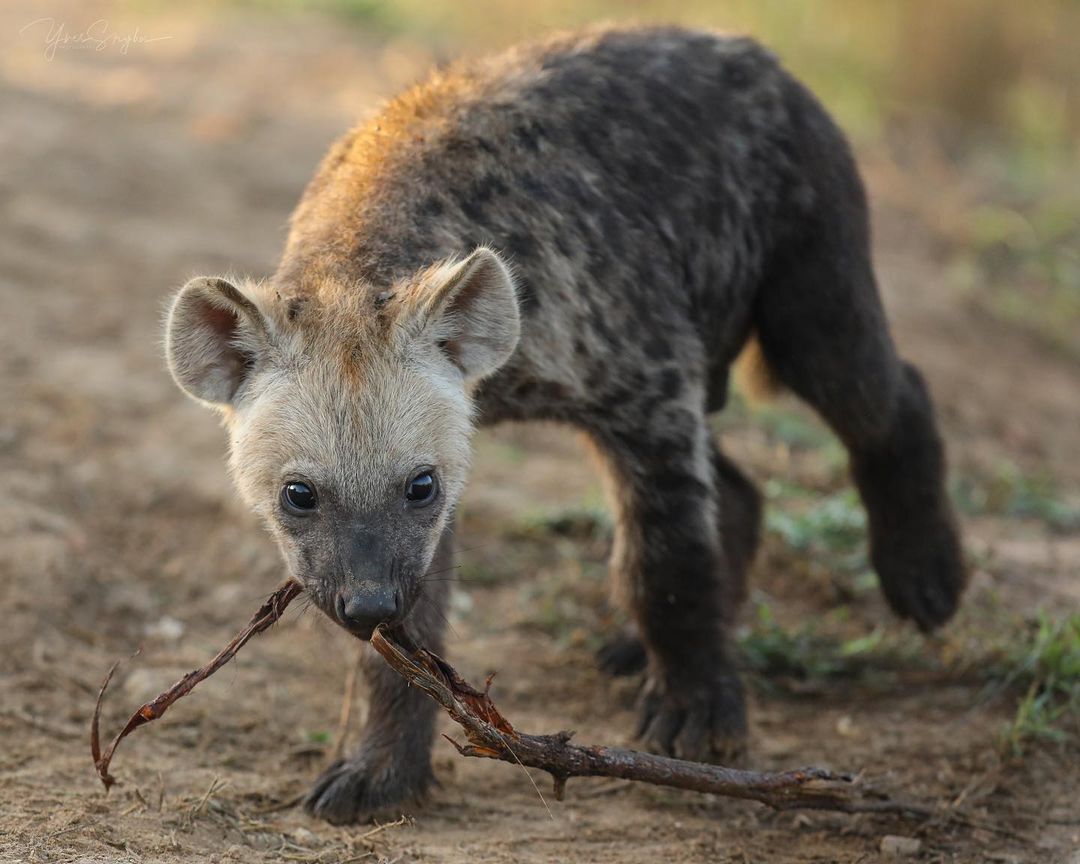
[765,486,872,584]
[953,462,1080,532]
[993,613,1080,756]
[739,601,923,692]
[505,505,612,644]
[742,601,1079,759]
[514,504,612,543]
[514,557,608,647]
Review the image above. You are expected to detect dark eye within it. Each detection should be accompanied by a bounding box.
[281,481,318,514]
[405,470,438,506]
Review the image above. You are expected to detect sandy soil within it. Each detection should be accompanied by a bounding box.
[2,3,1078,862]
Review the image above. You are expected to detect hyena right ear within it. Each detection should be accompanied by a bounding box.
[416,247,521,384]
[164,277,268,408]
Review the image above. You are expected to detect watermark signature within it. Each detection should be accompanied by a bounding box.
[19,17,172,61]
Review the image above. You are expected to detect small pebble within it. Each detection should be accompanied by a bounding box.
[880,835,922,856]
[144,615,185,644]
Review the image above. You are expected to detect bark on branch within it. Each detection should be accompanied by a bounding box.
[370,626,932,817]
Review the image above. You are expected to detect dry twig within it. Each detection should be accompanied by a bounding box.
[89,583,931,819]
[330,643,365,762]
[370,626,932,817]
[91,579,303,790]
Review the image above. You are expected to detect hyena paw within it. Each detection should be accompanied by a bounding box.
[875,520,967,632]
[595,630,647,677]
[304,747,432,825]
[637,671,747,763]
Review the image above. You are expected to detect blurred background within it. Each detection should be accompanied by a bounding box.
[2,2,1077,862]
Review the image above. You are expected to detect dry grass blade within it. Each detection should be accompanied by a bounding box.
[90,580,304,790]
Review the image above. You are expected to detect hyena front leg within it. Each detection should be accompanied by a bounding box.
[596,443,762,678]
[303,527,451,824]
[591,406,747,761]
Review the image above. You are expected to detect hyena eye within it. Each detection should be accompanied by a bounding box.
[281,480,318,514]
[405,470,438,507]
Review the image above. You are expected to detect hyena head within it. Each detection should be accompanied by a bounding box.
[163,248,519,638]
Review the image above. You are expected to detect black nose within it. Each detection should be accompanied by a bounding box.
[335,583,399,636]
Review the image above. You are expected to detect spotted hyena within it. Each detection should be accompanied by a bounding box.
[163,27,965,823]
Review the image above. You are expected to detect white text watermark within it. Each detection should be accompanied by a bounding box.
[19,18,172,61]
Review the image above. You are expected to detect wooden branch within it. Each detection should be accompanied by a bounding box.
[91,579,304,790]
[370,626,932,817]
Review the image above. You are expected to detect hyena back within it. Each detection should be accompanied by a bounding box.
[164,27,965,824]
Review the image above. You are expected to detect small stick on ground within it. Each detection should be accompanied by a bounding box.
[330,643,365,762]
[91,579,303,790]
[370,626,933,817]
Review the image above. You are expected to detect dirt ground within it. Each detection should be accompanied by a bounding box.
[2,2,1078,862]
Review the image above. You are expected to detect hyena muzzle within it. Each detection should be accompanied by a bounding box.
[163,27,966,823]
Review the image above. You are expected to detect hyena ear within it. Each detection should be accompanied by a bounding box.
[164,277,268,408]
[420,247,521,383]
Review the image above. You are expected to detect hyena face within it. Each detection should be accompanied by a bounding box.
[164,248,519,638]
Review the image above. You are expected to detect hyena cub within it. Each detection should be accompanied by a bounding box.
[164,27,965,823]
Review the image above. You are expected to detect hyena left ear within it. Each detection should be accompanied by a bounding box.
[164,277,269,409]
[420,247,521,383]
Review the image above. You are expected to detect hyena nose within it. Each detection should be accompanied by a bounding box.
[335,583,399,637]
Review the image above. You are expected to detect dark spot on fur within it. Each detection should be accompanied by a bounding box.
[444,135,498,158]
[515,277,539,315]
[506,232,538,262]
[636,391,666,418]
[513,121,545,153]
[533,381,571,403]
[724,55,754,89]
[659,368,682,399]
[559,174,594,210]
[625,156,664,191]
[461,175,510,222]
[598,210,625,256]
[605,385,634,406]
[513,381,538,401]
[645,336,673,361]
[589,311,617,347]
[584,369,606,392]
[519,174,555,205]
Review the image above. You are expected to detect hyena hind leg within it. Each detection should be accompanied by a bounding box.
[753,205,965,629]
[596,444,762,676]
